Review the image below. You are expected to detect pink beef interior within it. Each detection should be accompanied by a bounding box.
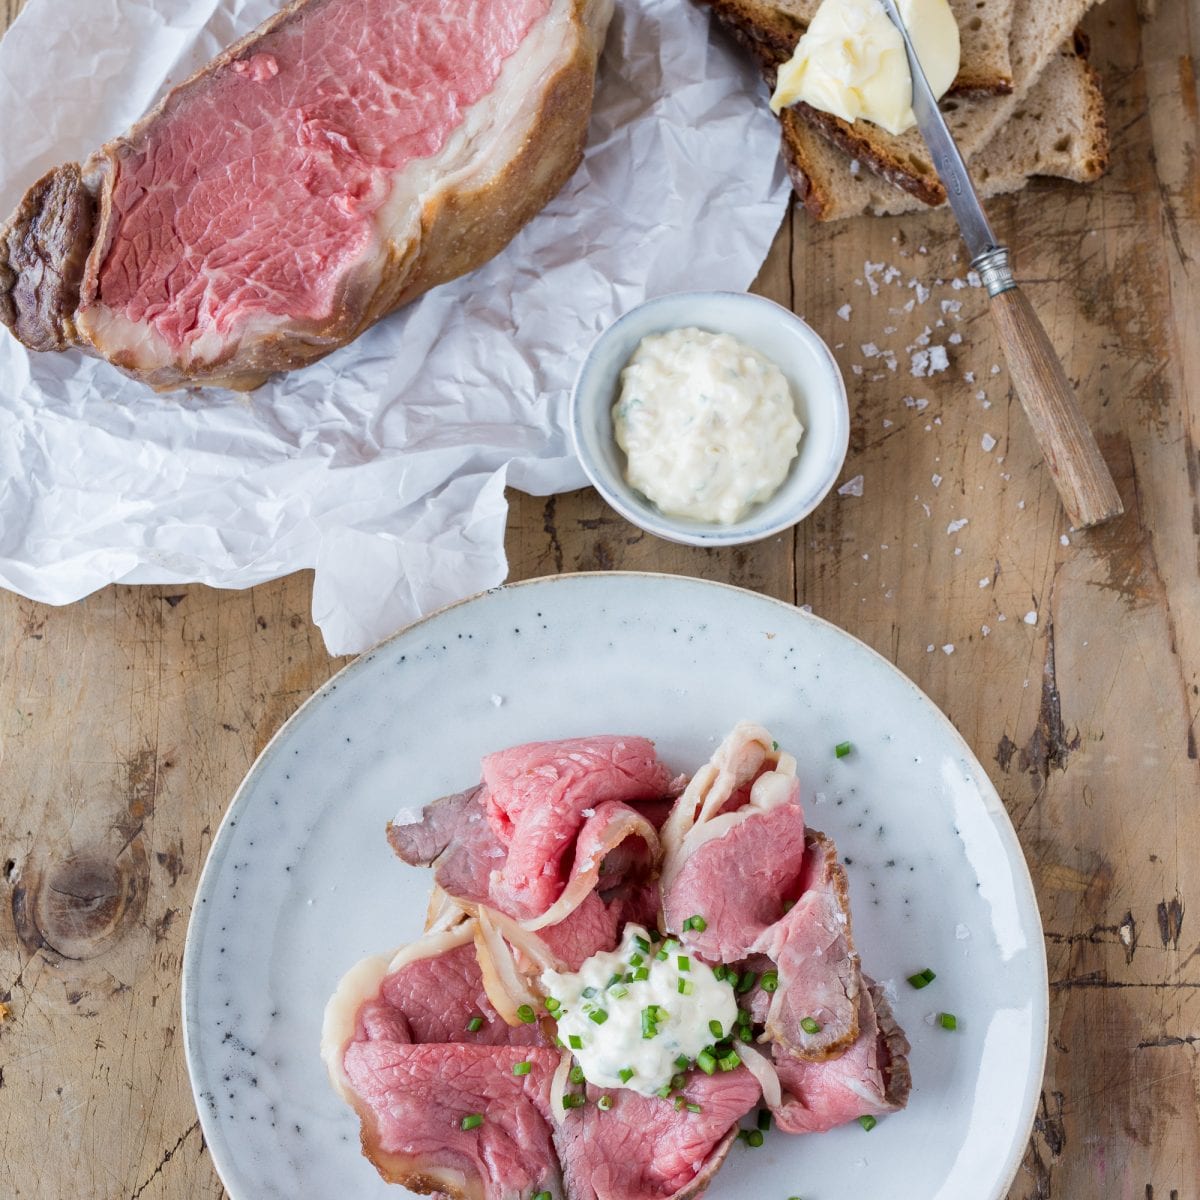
[95,0,549,351]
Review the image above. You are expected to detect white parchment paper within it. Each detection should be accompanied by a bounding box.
[0,0,789,654]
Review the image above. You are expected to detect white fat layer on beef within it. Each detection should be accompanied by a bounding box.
[78,0,603,373]
[320,920,477,1102]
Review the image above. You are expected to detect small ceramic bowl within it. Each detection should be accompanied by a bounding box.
[570,291,850,547]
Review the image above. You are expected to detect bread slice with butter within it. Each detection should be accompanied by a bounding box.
[701,0,1101,206]
[782,42,1110,220]
[698,0,1016,93]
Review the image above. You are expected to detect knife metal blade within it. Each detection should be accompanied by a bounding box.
[877,0,1012,289]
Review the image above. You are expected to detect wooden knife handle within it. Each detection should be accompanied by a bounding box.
[988,285,1124,529]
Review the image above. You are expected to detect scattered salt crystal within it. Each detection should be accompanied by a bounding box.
[967,270,982,288]
[1017,500,1026,510]
[981,624,991,636]
[979,578,990,588]
[908,279,931,304]
[1024,611,1038,625]
[862,553,870,561]
[837,303,852,321]
[964,370,976,384]
[910,350,930,377]
[942,644,955,655]
[800,604,814,614]
[990,364,1002,375]
[934,416,942,425]
[861,342,882,358]
[882,418,894,428]
[922,502,931,517]
[951,277,966,290]
[927,645,935,653]
[1060,534,1070,546]
[981,433,997,452]
[954,548,962,556]
[838,475,864,498]
[883,325,897,335]
[948,331,963,345]
[931,474,942,487]
[975,390,986,401]
[928,345,949,374]
[998,614,1007,622]
[851,364,863,376]
[850,159,861,175]
[903,297,916,312]
[947,518,969,534]
[941,299,962,314]
[491,694,504,707]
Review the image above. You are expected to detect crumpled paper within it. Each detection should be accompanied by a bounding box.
[0,0,790,654]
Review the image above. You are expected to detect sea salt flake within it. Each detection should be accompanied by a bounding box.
[981,624,991,636]
[882,418,894,428]
[1060,534,1070,546]
[979,577,990,588]
[838,475,864,498]
[947,518,969,534]
[941,299,962,314]
[1017,500,1026,510]
[1024,611,1038,625]
[967,270,983,288]
[948,331,963,345]
[931,474,942,487]
[861,342,882,358]
[837,303,852,321]
[964,370,976,384]
[800,603,814,614]
[490,694,504,707]
[927,645,935,653]
[981,433,997,452]
[990,364,1001,375]
[942,644,955,655]
[927,345,949,374]
[953,547,962,555]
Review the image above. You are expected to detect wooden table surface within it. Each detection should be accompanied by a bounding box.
[1,1,1197,1197]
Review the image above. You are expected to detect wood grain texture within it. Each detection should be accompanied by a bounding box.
[987,283,1124,529]
[0,0,1197,1198]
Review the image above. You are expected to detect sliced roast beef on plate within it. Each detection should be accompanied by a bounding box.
[327,727,913,1197]
[0,0,613,390]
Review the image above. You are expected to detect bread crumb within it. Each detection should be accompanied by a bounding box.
[838,474,864,498]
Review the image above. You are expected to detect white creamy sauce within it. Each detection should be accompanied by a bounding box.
[541,924,738,1096]
[612,328,804,525]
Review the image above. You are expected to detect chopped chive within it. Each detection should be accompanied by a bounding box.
[708,1019,724,1039]
[569,1065,585,1085]
[938,1012,958,1031]
[683,915,708,933]
[516,1004,536,1024]
[678,955,691,972]
[655,950,668,961]
[589,1008,609,1025]
[678,979,694,995]
[513,1061,532,1076]
[649,1004,667,1020]
[735,971,758,994]
[544,997,561,1014]
[655,1083,673,1098]
[634,936,650,953]
[907,967,937,989]
[466,1016,484,1033]
[800,1017,823,1035]
[740,1129,764,1147]
[605,973,623,989]
[771,740,779,751]
[675,1054,691,1070]
[711,965,726,982]
[674,1095,686,1111]
[696,1050,717,1075]
[618,1067,635,1083]
[568,1034,583,1050]
[562,1094,586,1110]
[686,1102,702,1114]
[460,1113,484,1131]
[533,1192,552,1200]
[641,1009,659,1039]
[597,1095,613,1111]
[757,1109,772,1132]
[610,985,629,1000]
[632,967,650,982]
[835,740,852,758]
[663,939,681,954]
[671,1073,687,1090]
[713,1039,733,1058]
[717,1051,741,1072]
[629,953,644,967]
[554,1036,565,1049]
[760,971,779,993]
[858,1114,877,1131]
[581,986,598,999]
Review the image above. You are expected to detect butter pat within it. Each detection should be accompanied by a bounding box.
[770,0,960,136]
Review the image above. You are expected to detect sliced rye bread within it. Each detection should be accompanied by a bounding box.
[791,0,1103,205]
[696,0,1015,93]
[783,43,1109,220]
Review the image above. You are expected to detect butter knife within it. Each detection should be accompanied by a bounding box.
[878,0,1123,529]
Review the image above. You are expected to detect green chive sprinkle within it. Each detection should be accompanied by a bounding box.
[534,1192,552,1200]
[605,973,623,989]
[656,1083,673,1098]
[466,1016,484,1033]
[581,986,598,999]
[708,1019,724,1039]
[610,985,629,1000]
[569,1065,585,1085]
[771,740,779,751]
[460,1113,484,1131]
[635,936,650,953]
[741,1129,764,1147]
[632,967,650,982]
[800,1017,823,1035]
[562,1094,585,1110]
[696,1050,717,1075]
[512,1061,532,1076]
[717,1051,741,1072]
[760,971,779,993]
[568,1034,583,1050]
[655,950,668,961]
[516,1004,536,1024]
[641,1009,658,1039]
[687,1102,702,1114]
[678,979,694,995]
[858,1115,878,1132]
[675,1054,691,1070]
[597,1095,613,1111]
[589,1008,609,1025]
[908,968,937,989]
[939,1012,958,1031]
[671,1073,687,1090]
[678,955,690,972]
[757,1109,772,1132]
[674,1095,686,1111]
[618,1067,635,1083]
[629,953,644,967]
[544,997,561,1014]
[735,971,758,994]
[835,741,852,758]
[682,914,708,933]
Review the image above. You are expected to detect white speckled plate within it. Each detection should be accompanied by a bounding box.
[182,573,1047,1200]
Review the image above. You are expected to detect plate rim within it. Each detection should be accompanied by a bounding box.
[181,570,1049,1200]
